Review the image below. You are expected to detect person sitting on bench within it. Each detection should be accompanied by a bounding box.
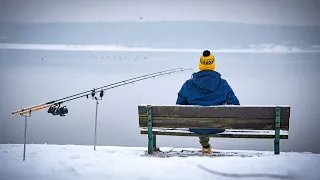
[176,50,240,154]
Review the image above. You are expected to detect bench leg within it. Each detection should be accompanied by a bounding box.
[274,138,280,155]
[274,107,281,155]
[153,135,157,150]
[148,133,154,154]
[147,105,153,154]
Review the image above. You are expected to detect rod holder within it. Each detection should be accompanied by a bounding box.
[94,99,99,150]
[92,94,103,151]
[20,111,31,161]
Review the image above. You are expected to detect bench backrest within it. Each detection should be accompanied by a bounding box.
[138,105,290,130]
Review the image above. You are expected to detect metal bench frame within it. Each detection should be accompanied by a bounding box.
[138,105,290,155]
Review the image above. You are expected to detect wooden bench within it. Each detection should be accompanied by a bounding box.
[138,105,290,154]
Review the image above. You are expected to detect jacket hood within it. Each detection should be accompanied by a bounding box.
[192,70,222,93]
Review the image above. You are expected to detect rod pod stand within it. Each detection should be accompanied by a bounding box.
[20,110,31,161]
[91,91,103,151]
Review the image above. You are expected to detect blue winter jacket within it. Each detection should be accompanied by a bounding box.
[176,70,240,134]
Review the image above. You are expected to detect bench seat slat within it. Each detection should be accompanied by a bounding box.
[140,128,289,139]
[138,105,290,119]
[139,117,289,130]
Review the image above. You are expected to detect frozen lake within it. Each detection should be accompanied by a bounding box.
[0,49,320,153]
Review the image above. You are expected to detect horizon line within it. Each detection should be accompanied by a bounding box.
[1,43,320,53]
[0,21,319,28]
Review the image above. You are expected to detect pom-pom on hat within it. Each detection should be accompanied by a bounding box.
[199,50,215,71]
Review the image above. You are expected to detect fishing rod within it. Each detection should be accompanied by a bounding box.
[12,67,184,115]
[11,67,185,115]
[12,67,193,116]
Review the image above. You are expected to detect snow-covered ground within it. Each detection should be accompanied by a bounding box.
[1,144,320,180]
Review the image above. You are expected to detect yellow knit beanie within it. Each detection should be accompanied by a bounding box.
[199,50,215,71]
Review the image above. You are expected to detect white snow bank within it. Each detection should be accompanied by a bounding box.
[1,144,319,180]
[1,43,320,53]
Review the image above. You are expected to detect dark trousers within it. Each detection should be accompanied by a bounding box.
[199,136,210,147]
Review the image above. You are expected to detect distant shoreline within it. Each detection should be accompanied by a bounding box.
[1,43,320,53]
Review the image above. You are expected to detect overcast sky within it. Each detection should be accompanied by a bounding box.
[0,0,319,26]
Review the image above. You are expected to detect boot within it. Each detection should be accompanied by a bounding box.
[202,144,212,154]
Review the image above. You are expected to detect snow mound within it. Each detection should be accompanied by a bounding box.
[1,144,320,180]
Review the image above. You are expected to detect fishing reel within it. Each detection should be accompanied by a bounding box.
[47,104,68,116]
[86,89,104,100]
